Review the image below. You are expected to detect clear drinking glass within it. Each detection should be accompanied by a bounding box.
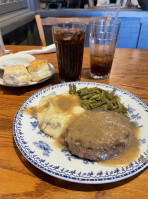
[0,30,5,57]
[52,23,86,82]
[89,20,120,79]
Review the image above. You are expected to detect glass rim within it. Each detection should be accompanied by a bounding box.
[52,22,86,28]
[89,20,121,26]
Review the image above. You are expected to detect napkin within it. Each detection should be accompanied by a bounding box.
[15,44,56,55]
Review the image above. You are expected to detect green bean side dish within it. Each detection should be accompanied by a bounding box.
[69,84,127,115]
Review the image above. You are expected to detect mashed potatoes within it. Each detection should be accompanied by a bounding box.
[36,94,84,138]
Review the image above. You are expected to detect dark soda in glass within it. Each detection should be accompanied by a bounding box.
[53,24,86,82]
[89,20,120,79]
[90,54,113,78]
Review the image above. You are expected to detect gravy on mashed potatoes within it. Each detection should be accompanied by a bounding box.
[25,94,84,138]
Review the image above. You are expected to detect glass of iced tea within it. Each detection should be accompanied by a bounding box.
[52,23,86,82]
[89,20,120,79]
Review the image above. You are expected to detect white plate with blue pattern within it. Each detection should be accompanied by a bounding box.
[13,82,148,184]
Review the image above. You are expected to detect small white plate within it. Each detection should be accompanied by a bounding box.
[13,82,148,184]
[0,53,35,70]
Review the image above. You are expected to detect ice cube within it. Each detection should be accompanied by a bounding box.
[63,33,73,41]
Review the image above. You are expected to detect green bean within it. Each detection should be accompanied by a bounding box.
[104,92,114,100]
[82,99,96,104]
[97,104,109,111]
[69,84,72,94]
[68,84,127,115]
[90,101,106,109]
[79,91,97,96]
[95,96,102,101]
[69,84,77,95]
[81,93,96,100]
[77,87,88,93]
[90,94,101,100]
[73,84,77,94]
[80,101,91,110]
[105,99,115,110]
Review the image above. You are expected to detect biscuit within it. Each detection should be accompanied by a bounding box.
[28,59,51,82]
[3,65,30,85]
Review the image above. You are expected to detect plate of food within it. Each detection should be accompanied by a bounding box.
[13,82,148,184]
[0,59,55,87]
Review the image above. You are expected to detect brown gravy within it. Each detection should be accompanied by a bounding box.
[66,111,134,148]
[23,106,37,117]
[55,94,80,113]
[100,133,140,167]
[56,127,140,167]
[53,139,64,149]
[63,110,140,164]
[100,122,140,167]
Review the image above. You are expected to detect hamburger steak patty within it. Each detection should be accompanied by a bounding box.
[61,111,134,161]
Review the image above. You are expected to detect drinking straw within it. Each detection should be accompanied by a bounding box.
[103,14,112,52]
[104,13,112,40]
[111,3,120,38]
[105,13,112,32]
[114,3,120,24]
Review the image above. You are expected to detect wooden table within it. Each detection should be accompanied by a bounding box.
[0,45,148,199]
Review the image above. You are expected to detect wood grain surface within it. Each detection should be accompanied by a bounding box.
[0,45,148,199]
